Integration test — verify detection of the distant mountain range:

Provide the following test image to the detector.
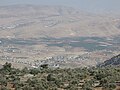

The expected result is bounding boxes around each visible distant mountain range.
[0,5,120,39]
[98,54,120,67]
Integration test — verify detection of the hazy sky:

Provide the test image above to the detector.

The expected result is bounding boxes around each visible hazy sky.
[0,0,120,13]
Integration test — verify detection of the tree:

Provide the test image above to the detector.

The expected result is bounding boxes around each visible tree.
[71,80,79,86]
[40,64,48,69]
[47,74,56,81]
[107,83,116,90]
[3,62,12,72]
[21,67,29,74]
[0,75,7,86]
[30,68,40,76]
[22,85,32,90]
[82,81,93,90]
[100,78,108,86]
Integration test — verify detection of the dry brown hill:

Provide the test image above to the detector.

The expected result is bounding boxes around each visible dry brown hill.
[0,5,120,39]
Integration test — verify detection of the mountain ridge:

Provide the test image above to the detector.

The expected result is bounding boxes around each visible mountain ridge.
[98,54,120,67]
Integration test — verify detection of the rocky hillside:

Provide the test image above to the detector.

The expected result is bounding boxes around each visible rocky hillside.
[99,54,120,67]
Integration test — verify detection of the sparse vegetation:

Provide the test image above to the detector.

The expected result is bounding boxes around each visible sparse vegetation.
[0,62,120,90]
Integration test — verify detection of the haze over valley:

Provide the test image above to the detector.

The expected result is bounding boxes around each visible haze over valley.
[0,5,120,68]
[0,0,120,90]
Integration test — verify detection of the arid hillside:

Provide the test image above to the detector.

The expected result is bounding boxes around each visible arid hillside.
[0,5,120,39]
[0,5,120,68]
